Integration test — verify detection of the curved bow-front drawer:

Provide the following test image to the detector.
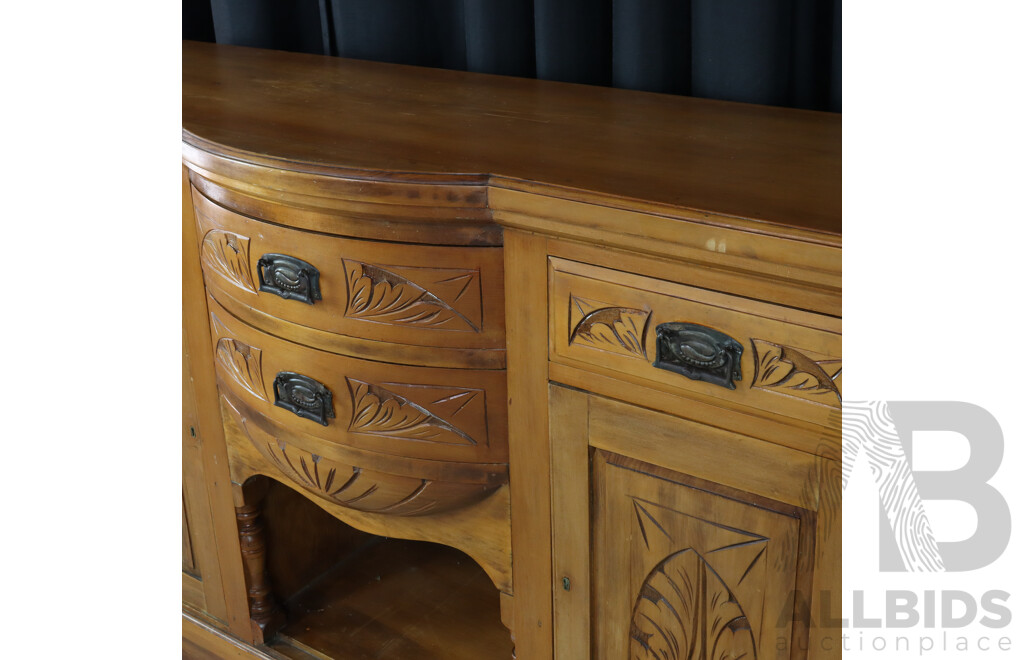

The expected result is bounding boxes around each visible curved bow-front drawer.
[207,296,509,467]
[220,394,506,517]
[549,258,842,431]
[192,187,506,352]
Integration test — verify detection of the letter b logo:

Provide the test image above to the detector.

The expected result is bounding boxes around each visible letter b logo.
[843,401,1010,572]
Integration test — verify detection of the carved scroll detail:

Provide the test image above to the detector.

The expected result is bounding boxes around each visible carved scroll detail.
[216,337,268,401]
[202,229,256,292]
[568,295,651,359]
[343,260,482,332]
[750,339,842,404]
[347,379,485,446]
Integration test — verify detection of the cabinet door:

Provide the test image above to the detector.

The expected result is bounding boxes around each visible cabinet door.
[549,385,840,660]
[593,451,806,660]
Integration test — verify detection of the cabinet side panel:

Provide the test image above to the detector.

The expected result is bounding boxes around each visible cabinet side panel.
[505,229,554,659]
[183,164,253,638]
[184,332,214,613]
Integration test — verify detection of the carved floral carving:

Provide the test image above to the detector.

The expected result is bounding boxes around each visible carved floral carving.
[347,379,486,446]
[342,260,482,332]
[201,229,256,292]
[629,499,773,660]
[568,295,651,359]
[222,395,501,517]
[255,433,494,517]
[215,337,268,401]
[750,339,842,404]
[632,549,758,660]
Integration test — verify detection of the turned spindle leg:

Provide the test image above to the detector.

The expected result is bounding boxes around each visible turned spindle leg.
[235,483,285,642]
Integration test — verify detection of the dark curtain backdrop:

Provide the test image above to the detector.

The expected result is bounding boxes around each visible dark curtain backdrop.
[183,0,840,112]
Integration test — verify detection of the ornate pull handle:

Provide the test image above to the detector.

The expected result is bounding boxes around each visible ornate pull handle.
[273,372,335,426]
[257,254,322,305]
[653,322,743,390]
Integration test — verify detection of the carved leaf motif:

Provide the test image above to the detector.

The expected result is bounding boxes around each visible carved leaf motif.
[347,379,481,446]
[750,339,841,403]
[629,499,770,660]
[215,337,267,401]
[221,395,497,517]
[568,295,650,359]
[202,229,256,292]
[342,260,481,332]
[260,437,445,515]
[631,549,758,660]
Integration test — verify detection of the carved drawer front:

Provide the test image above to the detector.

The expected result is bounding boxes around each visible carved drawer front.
[208,295,508,467]
[221,394,506,517]
[550,258,841,430]
[193,188,505,350]
[592,451,809,660]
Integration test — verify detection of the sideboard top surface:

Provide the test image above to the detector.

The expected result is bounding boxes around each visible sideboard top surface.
[183,41,840,237]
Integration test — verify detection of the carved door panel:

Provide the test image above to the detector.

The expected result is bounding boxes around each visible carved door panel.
[592,450,809,660]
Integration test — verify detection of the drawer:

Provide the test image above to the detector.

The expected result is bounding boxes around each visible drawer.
[220,394,506,517]
[208,295,508,467]
[549,258,841,430]
[193,188,505,351]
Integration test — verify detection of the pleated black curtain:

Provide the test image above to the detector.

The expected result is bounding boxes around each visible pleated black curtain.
[183,0,840,112]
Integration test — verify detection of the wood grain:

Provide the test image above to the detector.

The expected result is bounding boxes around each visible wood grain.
[193,187,506,352]
[548,385,591,660]
[223,394,506,518]
[183,41,840,236]
[209,287,506,370]
[183,332,222,614]
[188,166,500,247]
[549,361,840,459]
[550,257,841,432]
[272,537,514,659]
[235,477,286,643]
[183,609,280,660]
[495,188,841,295]
[209,295,509,466]
[588,394,820,509]
[809,457,842,659]
[182,42,842,659]
[183,165,253,640]
[224,402,513,595]
[593,450,809,660]
[504,229,554,659]
[548,237,840,319]
[260,479,379,604]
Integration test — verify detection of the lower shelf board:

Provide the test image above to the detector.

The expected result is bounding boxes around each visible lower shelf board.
[267,536,514,660]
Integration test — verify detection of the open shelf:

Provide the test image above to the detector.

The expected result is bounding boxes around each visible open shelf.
[261,480,513,660]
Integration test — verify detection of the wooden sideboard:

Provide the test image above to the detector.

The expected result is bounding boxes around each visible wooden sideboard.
[182,41,841,660]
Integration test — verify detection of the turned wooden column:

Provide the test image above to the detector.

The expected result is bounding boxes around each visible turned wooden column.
[235,477,285,642]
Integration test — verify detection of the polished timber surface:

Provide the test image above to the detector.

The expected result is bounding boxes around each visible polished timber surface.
[183,41,840,237]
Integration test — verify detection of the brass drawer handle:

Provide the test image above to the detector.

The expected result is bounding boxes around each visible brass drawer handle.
[257,253,322,305]
[653,322,743,390]
[273,372,335,426]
